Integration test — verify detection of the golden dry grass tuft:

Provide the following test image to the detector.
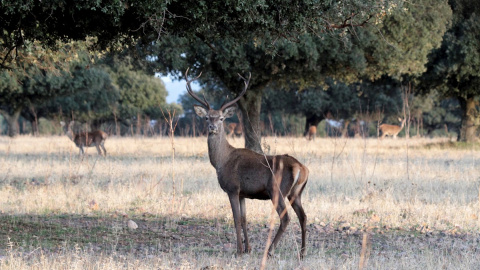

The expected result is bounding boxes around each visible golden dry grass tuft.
[0,135,479,269]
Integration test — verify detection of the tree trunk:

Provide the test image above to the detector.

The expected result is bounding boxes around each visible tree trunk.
[304,113,324,136]
[458,95,479,142]
[136,113,142,136]
[31,120,39,136]
[238,89,263,153]
[0,108,22,137]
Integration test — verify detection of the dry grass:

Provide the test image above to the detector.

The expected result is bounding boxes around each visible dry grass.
[0,135,479,269]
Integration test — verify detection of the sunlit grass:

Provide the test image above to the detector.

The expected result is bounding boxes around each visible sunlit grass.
[0,135,479,269]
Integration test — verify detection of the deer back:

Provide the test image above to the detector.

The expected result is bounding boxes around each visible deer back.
[216,149,308,199]
[74,131,107,146]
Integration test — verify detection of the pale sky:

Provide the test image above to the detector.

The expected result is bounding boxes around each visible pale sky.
[159,75,200,104]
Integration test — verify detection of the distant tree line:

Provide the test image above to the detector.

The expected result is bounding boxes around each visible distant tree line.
[0,42,180,137]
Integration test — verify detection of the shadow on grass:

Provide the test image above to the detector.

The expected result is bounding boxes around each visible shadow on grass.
[1,214,479,260]
[0,214,224,255]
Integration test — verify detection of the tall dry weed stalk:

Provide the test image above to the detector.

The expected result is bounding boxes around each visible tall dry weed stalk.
[162,109,179,210]
[358,230,371,270]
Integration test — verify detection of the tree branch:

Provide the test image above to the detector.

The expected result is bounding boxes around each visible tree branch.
[326,14,373,30]
[195,33,217,53]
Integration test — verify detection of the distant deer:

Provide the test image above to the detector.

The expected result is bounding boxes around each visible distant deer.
[226,122,243,138]
[60,121,108,156]
[379,118,406,139]
[186,68,309,258]
[305,125,317,141]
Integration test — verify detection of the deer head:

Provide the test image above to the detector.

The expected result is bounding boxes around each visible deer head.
[186,68,250,137]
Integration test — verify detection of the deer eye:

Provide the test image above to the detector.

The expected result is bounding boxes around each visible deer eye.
[205,116,209,121]
[220,117,225,122]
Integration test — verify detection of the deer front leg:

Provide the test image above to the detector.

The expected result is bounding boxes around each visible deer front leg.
[239,197,251,253]
[79,145,85,155]
[228,193,244,256]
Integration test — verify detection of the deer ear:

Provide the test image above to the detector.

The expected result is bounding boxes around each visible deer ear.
[223,106,237,118]
[194,105,208,117]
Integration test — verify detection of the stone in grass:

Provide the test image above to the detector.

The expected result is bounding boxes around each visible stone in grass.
[127,219,138,230]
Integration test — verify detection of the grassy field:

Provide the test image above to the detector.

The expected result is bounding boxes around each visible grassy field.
[0,135,479,269]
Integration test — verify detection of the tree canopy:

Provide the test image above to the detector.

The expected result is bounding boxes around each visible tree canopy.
[0,42,109,136]
[1,0,404,70]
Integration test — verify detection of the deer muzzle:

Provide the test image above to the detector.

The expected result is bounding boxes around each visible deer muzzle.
[208,124,219,134]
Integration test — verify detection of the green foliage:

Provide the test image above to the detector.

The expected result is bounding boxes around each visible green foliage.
[1,0,402,71]
[421,0,480,96]
[38,56,170,134]
[103,57,168,121]
[0,42,104,135]
[372,0,452,78]
[39,65,119,122]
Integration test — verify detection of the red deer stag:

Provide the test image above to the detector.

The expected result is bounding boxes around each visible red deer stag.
[379,118,406,139]
[60,121,108,156]
[186,68,309,258]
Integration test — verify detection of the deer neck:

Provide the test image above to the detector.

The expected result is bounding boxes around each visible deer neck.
[207,130,234,169]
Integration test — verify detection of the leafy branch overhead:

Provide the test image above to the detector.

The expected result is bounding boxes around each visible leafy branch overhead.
[0,0,403,69]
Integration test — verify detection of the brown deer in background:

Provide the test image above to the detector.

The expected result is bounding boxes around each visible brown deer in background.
[186,68,309,258]
[60,121,108,156]
[226,122,243,138]
[379,118,406,139]
[305,125,317,141]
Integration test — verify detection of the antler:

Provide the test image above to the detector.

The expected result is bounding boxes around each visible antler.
[220,72,251,111]
[185,68,210,109]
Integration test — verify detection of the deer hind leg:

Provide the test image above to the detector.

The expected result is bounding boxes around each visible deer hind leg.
[267,191,290,257]
[239,197,251,253]
[288,193,307,259]
[100,142,107,156]
[95,144,103,156]
[228,193,244,256]
[287,167,308,258]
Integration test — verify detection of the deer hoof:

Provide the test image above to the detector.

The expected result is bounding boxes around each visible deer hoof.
[300,248,306,260]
